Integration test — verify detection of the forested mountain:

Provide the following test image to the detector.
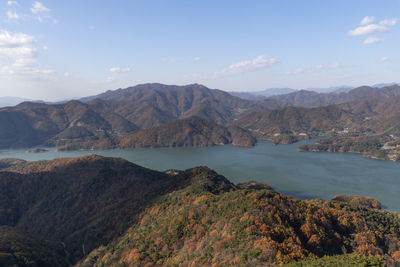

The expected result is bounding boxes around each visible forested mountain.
[2,83,400,158]
[0,155,230,263]
[0,100,137,149]
[1,155,400,266]
[81,83,283,128]
[230,105,362,140]
[56,116,256,151]
[0,84,282,149]
[114,116,255,149]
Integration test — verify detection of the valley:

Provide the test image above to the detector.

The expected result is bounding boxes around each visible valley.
[2,83,400,266]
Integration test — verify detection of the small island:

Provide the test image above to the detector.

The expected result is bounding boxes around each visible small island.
[27,148,49,153]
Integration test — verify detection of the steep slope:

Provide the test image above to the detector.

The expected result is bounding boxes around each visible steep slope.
[79,170,400,266]
[0,155,173,262]
[0,100,137,149]
[82,83,281,128]
[0,156,234,264]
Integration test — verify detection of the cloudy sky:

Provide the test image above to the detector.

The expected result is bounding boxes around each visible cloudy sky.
[0,0,399,100]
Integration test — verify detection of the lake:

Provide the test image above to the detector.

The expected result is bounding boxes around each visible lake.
[1,140,399,211]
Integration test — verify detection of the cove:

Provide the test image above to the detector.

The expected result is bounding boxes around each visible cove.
[1,140,399,211]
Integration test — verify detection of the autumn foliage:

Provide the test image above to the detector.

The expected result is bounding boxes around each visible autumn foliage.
[80,176,400,266]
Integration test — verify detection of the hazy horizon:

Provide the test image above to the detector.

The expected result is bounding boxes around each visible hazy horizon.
[2,81,399,102]
[0,0,399,100]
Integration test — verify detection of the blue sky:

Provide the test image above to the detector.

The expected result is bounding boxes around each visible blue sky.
[0,0,399,100]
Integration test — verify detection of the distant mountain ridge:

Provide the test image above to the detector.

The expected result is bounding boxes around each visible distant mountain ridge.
[230,88,297,99]
[230,86,354,100]
[268,85,400,108]
[0,96,31,108]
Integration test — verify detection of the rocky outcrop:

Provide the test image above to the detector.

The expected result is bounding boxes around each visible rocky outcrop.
[272,133,299,145]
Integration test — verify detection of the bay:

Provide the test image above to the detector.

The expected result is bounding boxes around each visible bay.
[1,140,399,211]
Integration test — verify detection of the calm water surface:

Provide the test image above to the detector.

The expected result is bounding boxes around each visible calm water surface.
[1,140,399,211]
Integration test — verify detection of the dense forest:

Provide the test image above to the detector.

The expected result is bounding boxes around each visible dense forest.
[0,156,399,266]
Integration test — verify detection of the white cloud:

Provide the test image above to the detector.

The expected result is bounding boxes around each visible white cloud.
[0,30,35,49]
[161,57,176,63]
[0,46,36,58]
[221,55,279,75]
[31,2,51,22]
[7,1,18,6]
[42,45,48,51]
[193,57,200,61]
[89,26,95,31]
[109,67,132,73]
[348,24,389,36]
[379,18,398,26]
[0,29,53,77]
[361,16,375,25]
[1,58,54,76]
[63,72,70,77]
[379,56,390,63]
[363,36,382,45]
[31,2,50,14]
[349,17,398,44]
[185,54,279,81]
[7,11,19,20]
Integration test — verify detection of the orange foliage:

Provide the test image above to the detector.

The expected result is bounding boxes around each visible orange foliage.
[209,230,218,237]
[308,234,321,246]
[193,195,209,205]
[392,251,400,260]
[119,248,141,264]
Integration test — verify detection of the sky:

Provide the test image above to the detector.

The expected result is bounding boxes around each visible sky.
[0,0,399,100]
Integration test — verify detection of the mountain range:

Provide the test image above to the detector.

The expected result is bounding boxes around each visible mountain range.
[0,83,281,149]
[1,82,400,161]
